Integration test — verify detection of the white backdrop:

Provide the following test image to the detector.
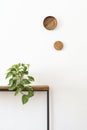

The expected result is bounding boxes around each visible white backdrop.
[0,0,87,130]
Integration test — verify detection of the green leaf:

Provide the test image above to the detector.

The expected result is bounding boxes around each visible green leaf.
[8,85,16,90]
[22,95,29,104]
[8,68,17,72]
[24,71,28,75]
[15,84,24,95]
[28,90,34,98]
[28,76,34,81]
[8,78,13,85]
[18,84,24,88]
[22,65,27,71]
[15,87,22,96]
[26,86,33,91]
[8,79,17,90]
[21,79,31,85]
[6,72,13,78]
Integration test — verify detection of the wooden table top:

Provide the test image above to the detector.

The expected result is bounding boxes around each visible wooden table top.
[0,85,49,91]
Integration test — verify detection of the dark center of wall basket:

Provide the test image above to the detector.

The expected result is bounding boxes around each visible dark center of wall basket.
[43,16,57,30]
[54,41,63,50]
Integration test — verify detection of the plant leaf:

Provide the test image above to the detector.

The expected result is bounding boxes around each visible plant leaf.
[28,76,34,81]
[8,68,17,72]
[21,79,31,85]
[8,79,17,89]
[15,87,22,96]
[28,90,34,98]
[8,85,16,90]
[24,71,28,75]
[22,95,29,104]
[26,86,33,91]
[6,72,13,78]
[15,84,24,95]
[8,78,13,85]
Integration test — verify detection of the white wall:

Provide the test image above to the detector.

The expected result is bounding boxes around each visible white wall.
[0,0,87,130]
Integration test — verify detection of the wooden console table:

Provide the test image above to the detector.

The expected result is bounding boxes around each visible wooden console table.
[0,85,49,130]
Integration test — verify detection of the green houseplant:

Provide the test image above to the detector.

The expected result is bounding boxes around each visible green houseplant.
[6,63,35,104]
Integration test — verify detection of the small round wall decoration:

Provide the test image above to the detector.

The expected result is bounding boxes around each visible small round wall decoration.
[43,16,57,30]
[54,41,63,50]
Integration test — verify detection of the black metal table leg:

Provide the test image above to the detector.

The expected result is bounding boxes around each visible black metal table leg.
[47,90,49,130]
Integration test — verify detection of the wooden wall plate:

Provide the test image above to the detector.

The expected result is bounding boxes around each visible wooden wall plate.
[54,41,63,50]
[43,16,57,30]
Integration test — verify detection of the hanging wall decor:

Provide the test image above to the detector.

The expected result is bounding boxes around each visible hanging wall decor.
[54,41,63,50]
[43,16,57,30]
